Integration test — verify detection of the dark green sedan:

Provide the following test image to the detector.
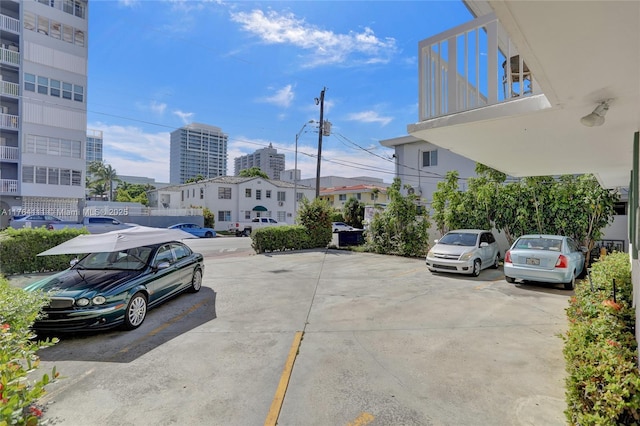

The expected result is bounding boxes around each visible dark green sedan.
[25,241,204,332]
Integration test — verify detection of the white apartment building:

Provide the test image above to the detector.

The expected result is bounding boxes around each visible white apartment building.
[0,0,88,227]
[234,143,285,180]
[170,123,228,184]
[147,176,315,231]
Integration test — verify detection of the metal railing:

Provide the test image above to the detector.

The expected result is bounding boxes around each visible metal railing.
[0,47,19,66]
[0,80,19,97]
[0,145,18,160]
[0,179,18,193]
[0,113,18,129]
[418,13,537,121]
[0,14,20,33]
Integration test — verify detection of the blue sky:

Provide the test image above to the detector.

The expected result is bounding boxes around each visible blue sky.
[87,0,473,184]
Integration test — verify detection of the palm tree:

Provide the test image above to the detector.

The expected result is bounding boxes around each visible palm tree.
[88,161,120,201]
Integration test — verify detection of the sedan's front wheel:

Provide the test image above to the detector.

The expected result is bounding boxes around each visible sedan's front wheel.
[189,268,202,293]
[123,292,147,330]
[471,259,481,277]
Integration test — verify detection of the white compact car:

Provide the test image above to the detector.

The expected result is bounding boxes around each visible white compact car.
[426,229,501,277]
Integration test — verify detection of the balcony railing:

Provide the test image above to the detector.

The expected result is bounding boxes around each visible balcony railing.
[418,13,538,121]
[0,80,19,97]
[0,113,19,129]
[0,179,18,193]
[0,14,19,33]
[0,46,19,66]
[0,145,18,160]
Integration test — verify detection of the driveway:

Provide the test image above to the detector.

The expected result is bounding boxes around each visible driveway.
[21,242,570,425]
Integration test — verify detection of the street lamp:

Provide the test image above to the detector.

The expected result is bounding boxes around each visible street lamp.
[294,120,316,219]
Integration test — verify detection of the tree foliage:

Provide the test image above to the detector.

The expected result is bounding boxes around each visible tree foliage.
[343,197,364,229]
[239,167,269,179]
[365,178,431,257]
[431,165,619,262]
[185,174,205,183]
[115,183,154,206]
[88,161,120,201]
[297,197,333,248]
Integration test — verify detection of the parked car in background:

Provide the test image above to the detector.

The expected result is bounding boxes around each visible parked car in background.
[426,229,500,277]
[168,223,216,238]
[228,217,284,237]
[504,234,585,290]
[48,216,134,234]
[25,241,204,332]
[332,222,354,233]
[9,214,63,229]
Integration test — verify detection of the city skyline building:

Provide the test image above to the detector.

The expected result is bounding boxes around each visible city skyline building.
[170,122,228,184]
[0,0,89,226]
[234,143,285,180]
[86,129,103,165]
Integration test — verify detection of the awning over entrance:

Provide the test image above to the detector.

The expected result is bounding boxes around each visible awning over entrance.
[253,205,268,212]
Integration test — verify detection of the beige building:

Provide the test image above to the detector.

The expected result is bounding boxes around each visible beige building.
[319,184,389,210]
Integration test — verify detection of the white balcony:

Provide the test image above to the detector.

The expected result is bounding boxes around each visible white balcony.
[0,113,18,129]
[0,179,18,193]
[0,46,19,66]
[0,80,19,97]
[0,145,18,160]
[0,14,20,33]
[418,13,541,122]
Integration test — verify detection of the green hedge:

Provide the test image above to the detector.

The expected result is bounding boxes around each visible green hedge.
[0,276,58,425]
[564,252,640,425]
[0,227,88,275]
[251,225,312,254]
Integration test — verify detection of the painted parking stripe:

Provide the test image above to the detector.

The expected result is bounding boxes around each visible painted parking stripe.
[347,412,375,426]
[265,331,304,426]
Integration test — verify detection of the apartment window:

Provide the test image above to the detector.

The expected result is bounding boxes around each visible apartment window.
[339,194,347,201]
[266,190,271,198]
[218,187,231,199]
[50,80,60,97]
[74,85,83,102]
[371,193,376,201]
[22,166,34,184]
[35,167,47,184]
[245,188,252,198]
[422,150,438,167]
[24,12,36,31]
[71,170,81,186]
[256,189,262,200]
[37,16,48,35]
[296,192,303,201]
[192,188,195,198]
[245,211,251,220]
[51,21,61,39]
[277,191,286,202]
[356,193,361,200]
[37,76,48,95]
[24,74,35,92]
[62,24,73,43]
[48,168,59,185]
[62,82,72,100]
[75,30,85,46]
[277,211,286,222]
[200,188,204,199]
[181,191,184,202]
[60,169,70,185]
[217,211,231,222]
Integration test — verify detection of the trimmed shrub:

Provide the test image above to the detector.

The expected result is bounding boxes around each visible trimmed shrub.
[251,226,310,254]
[564,252,640,425]
[0,228,88,275]
[297,198,332,249]
[0,277,58,425]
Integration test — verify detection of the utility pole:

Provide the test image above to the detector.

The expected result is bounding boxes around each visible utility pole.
[315,87,326,199]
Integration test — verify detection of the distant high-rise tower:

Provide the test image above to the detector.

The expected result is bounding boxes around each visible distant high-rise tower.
[234,143,285,180]
[0,0,89,225]
[170,123,228,184]
[86,129,103,166]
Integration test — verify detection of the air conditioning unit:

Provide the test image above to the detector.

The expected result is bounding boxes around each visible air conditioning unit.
[407,186,422,196]
[278,201,284,206]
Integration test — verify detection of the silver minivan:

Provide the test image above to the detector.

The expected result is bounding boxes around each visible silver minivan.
[426,229,500,277]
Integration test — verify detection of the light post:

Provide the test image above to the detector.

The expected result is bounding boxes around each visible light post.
[294,120,315,219]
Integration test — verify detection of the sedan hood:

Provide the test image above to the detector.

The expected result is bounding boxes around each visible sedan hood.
[432,243,473,256]
[25,269,144,295]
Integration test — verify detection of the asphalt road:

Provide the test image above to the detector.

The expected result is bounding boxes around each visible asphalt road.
[18,237,570,426]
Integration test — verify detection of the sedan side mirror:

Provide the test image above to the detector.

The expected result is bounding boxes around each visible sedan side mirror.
[480,242,489,248]
[155,261,171,270]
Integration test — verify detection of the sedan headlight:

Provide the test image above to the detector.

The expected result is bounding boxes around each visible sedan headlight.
[92,296,107,305]
[459,251,474,261]
[427,249,434,258]
[75,298,90,307]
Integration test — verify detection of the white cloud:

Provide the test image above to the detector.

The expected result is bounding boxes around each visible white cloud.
[346,110,393,126]
[150,101,167,115]
[173,110,194,124]
[230,9,397,67]
[259,84,295,108]
[88,122,172,183]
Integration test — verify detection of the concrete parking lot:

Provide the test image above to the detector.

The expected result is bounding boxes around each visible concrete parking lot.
[17,239,570,425]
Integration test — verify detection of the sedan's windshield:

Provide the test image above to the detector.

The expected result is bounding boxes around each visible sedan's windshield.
[75,247,153,270]
[439,232,478,246]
